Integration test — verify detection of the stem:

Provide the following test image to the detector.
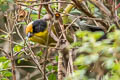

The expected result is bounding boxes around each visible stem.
[9,34,16,80]
[58,51,63,80]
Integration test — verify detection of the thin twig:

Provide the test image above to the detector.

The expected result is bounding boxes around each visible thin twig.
[18,1,74,7]
[0,48,10,58]
[16,66,37,68]
[38,0,43,19]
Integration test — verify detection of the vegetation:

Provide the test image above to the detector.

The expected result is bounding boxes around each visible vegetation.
[0,0,120,80]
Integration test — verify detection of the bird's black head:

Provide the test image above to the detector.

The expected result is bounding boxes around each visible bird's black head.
[32,19,47,33]
[26,19,47,38]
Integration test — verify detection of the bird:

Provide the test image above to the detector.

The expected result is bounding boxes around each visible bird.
[25,13,107,46]
[25,19,56,45]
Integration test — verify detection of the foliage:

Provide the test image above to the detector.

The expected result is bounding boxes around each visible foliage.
[65,30,120,80]
[0,57,11,80]
[0,0,13,12]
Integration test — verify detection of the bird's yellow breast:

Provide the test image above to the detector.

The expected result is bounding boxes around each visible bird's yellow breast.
[28,27,56,45]
[28,28,48,45]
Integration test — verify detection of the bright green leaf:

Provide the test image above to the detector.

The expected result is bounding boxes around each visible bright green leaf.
[13,45,22,52]
[3,71,12,77]
[0,57,7,62]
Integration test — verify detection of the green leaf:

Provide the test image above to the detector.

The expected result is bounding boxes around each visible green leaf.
[47,65,53,71]
[76,31,90,38]
[87,1,95,14]
[17,58,27,64]
[53,66,57,71]
[3,71,12,77]
[31,14,38,20]
[78,65,88,70]
[13,45,22,52]
[109,73,120,80]
[0,35,8,38]
[55,56,58,62]
[118,13,120,18]
[1,78,9,80]
[92,32,104,40]
[18,22,26,25]
[3,60,10,69]
[0,57,7,62]
[48,73,56,80]
[47,65,57,72]
[113,63,120,71]
[71,41,82,48]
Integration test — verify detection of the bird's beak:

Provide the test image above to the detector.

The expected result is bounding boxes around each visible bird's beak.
[27,32,33,38]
